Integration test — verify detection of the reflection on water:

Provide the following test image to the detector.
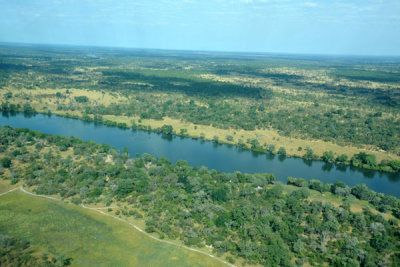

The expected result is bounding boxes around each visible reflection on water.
[161,134,173,142]
[302,159,313,167]
[266,153,275,160]
[1,112,399,197]
[335,164,347,173]
[278,154,286,162]
[322,163,334,172]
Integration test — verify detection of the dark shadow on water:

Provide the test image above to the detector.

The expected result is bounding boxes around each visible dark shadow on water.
[213,142,223,148]
[251,150,263,158]
[359,168,376,179]
[23,112,36,118]
[302,159,313,167]
[335,164,347,173]
[278,154,286,162]
[94,121,103,127]
[161,134,173,142]
[322,163,334,172]
[348,165,378,179]
[1,111,9,118]
[236,147,248,154]
[266,152,275,161]
[386,172,400,182]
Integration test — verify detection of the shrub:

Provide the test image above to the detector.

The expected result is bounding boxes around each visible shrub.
[1,157,11,168]
[74,96,89,103]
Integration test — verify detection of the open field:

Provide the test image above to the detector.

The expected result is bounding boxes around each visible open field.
[0,179,19,194]
[0,187,227,267]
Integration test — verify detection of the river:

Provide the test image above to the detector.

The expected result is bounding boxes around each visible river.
[1,112,399,197]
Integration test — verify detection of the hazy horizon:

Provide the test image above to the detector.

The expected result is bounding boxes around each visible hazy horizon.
[1,0,400,56]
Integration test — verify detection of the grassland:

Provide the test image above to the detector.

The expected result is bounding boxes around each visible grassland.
[0,187,227,267]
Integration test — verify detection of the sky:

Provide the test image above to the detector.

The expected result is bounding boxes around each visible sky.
[0,0,399,56]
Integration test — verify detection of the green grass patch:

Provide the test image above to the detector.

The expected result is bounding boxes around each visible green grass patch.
[0,190,225,267]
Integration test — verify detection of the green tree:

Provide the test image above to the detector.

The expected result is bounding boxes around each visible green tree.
[389,160,400,171]
[336,154,348,163]
[278,147,287,156]
[74,96,89,103]
[322,151,335,163]
[304,147,316,161]
[161,124,173,135]
[1,157,11,168]
[351,184,375,201]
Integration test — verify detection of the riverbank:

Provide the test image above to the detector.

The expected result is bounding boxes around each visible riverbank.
[2,105,399,174]
[1,113,400,197]
[1,88,399,167]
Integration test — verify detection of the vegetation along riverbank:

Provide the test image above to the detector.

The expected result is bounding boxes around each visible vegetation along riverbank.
[1,126,400,266]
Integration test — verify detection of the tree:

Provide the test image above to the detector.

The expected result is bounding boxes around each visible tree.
[288,177,308,187]
[304,147,316,161]
[161,124,173,135]
[74,96,89,103]
[322,151,335,163]
[116,180,135,196]
[336,154,348,163]
[212,186,228,202]
[309,179,323,192]
[351,152,377,167]
[23,103,35,114]
[278,147,287,156]
[390,253,400,267]
[389,160,400,171]
[351,184,374,201]
[1,157,11,168]
[370,234,390,252]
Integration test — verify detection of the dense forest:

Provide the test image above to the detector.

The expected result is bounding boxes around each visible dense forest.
[1,126,400,266]
[0,44,399,161]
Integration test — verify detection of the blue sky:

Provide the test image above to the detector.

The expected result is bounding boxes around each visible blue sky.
[0,0,399,55]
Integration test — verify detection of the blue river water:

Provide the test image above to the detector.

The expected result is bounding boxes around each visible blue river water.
[1,112,399,197]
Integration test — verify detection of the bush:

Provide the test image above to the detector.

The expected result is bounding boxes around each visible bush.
[278,147,287,156]
[74,96,89,103]
[389,160,400,171]
[336,154,348,163]
[309,179,323,192]
[287,177,308,187]
[351,184,375,201]
[322,151,334,163]
[161,124,173,135]
[1,157,11,168]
